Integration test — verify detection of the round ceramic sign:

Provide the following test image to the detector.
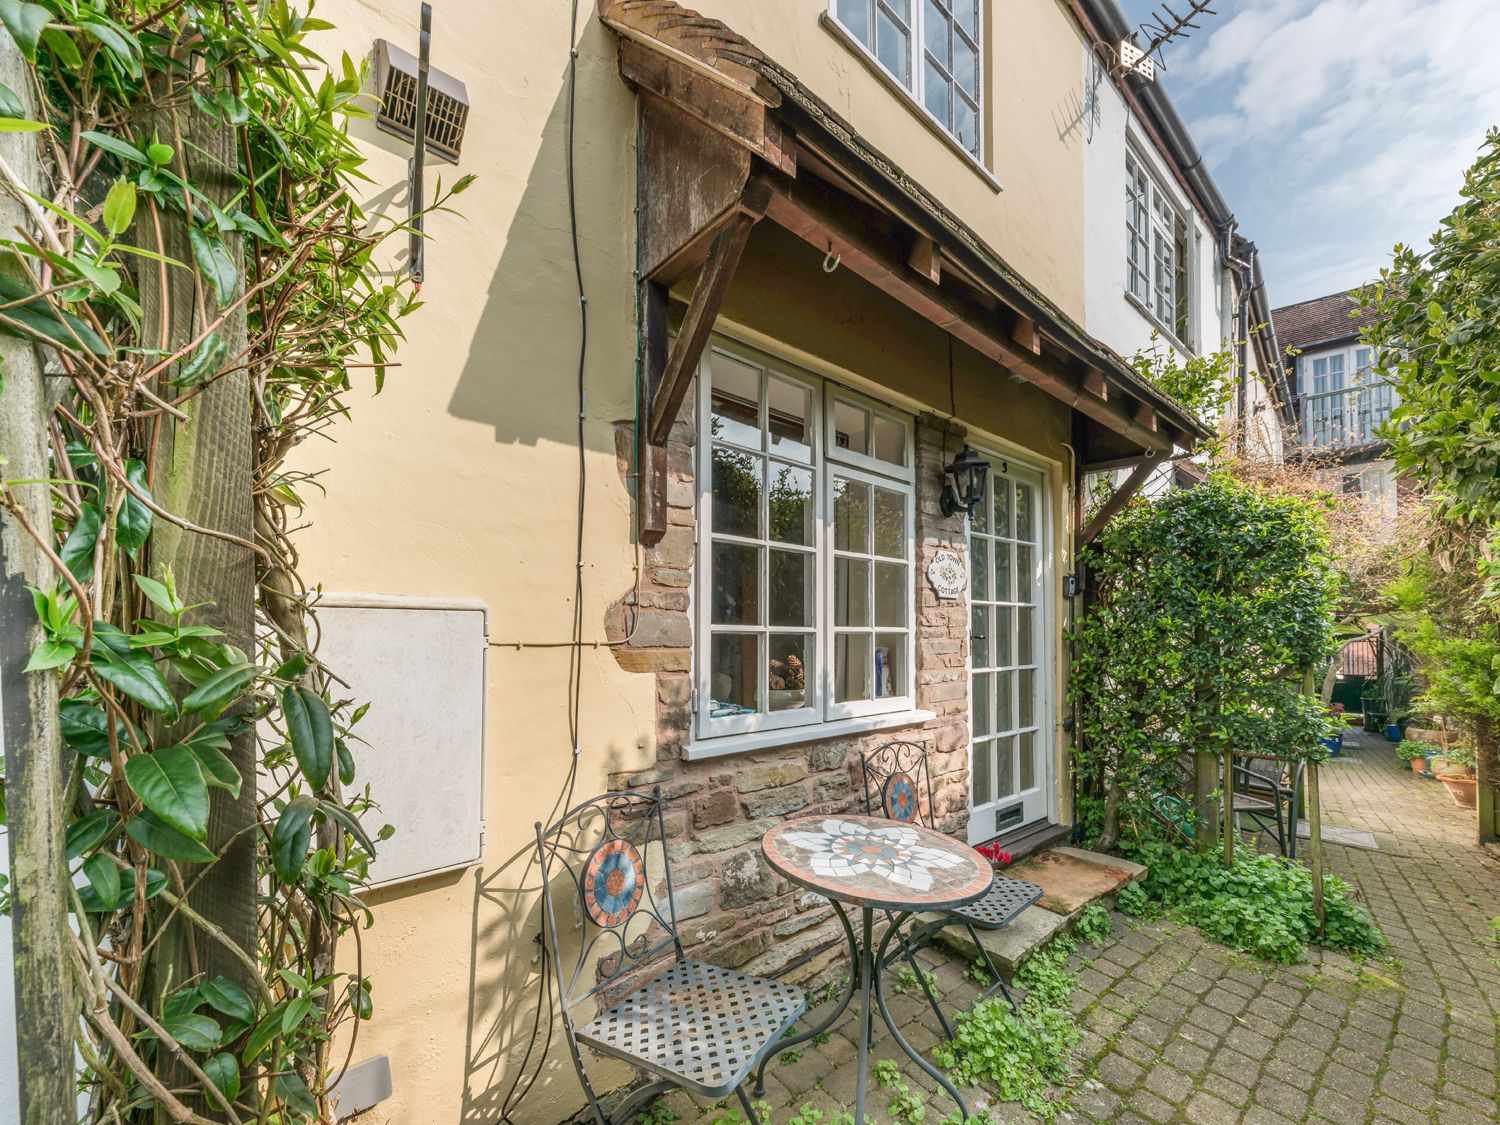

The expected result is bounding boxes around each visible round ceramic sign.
[926,549,966,600]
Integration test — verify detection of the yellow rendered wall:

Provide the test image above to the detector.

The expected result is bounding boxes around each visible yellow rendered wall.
[688,0,1089,321]
[292,3,1086,1121]
[296,2,650,1120]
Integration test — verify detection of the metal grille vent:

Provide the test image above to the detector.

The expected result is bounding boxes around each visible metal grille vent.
[374,39,469,161]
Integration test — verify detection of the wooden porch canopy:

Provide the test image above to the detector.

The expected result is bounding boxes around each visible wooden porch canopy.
[599,0,1211,543]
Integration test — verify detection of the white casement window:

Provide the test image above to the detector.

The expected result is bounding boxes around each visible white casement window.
[1300,346,1398,450]
[1124,151,1189,343]
[697,344,916,742]
[831,0,983,159]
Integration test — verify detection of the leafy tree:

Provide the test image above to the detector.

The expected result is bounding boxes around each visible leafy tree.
[1070,475,1339,847]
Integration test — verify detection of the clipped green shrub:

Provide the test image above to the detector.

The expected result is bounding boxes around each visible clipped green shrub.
[1117,841,1385,963]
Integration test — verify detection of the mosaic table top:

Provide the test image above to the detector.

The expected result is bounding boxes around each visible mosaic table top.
[761,815,993,912]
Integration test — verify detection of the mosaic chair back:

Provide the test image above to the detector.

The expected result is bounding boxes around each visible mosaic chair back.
[534,788,806,1124]
[859,740,940,829]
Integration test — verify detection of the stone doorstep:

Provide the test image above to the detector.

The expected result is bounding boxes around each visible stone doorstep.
[1006,846,1147,919]
[932,847,1148,977]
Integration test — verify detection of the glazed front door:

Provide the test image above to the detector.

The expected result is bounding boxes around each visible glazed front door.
[967,459,1051,843]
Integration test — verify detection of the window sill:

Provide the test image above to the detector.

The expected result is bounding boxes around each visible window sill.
[1123,289,1195,357]
[681,709,938,762]
[818,13,1003,195]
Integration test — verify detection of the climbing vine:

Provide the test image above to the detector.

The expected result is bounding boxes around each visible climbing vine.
[0,1,466,1119]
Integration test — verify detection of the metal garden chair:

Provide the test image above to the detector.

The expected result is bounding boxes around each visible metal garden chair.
[860,741,1042,1030]
[1231,755,1305,859]
[535,788,807,1124]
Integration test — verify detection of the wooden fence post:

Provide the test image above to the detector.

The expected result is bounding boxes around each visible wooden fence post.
[0,28,75,1123]
[139,108,258,1013]
[1304,667,1324,932]
[1222,747,1235,865]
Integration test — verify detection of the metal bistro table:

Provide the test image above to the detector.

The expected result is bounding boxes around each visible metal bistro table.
[758,814,994,1120]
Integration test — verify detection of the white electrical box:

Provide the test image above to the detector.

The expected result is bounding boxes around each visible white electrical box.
[313,594,488,888]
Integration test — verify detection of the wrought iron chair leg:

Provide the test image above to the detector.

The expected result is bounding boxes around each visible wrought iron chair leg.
[735,1085,762,1125]
[877,909,953,1039]
[607,1081,673,1125]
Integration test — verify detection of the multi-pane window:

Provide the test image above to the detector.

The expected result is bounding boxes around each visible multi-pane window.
[832,0,982,159]
[1124,152,1189,343]
[698,345,915,740]
[1300,346,1399,450]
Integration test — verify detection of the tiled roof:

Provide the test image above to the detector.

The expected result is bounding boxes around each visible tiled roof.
[1270,288,1376,350]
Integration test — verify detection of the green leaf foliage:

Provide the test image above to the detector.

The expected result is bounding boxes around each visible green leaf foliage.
[271,795,317,884]
[92,646,176,716]
[115,459,152,557]
[1070,474,1340,842]
[181,661,258,717]
[282,685,332,788]
[1116,840,1385,963]
[60,502,102,580]
[125,810,216,863]
[203,1052,241,1109]
[0,0,50,59]
[124,748,210,840]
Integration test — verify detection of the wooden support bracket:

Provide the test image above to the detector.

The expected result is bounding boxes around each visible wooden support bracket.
[1011,314,1041,355]
[907,234,941,284]
[1079,458,1155,546]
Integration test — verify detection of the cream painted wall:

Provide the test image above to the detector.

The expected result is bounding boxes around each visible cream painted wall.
[689,0,1090,321]
[295,2,651,1121]
[290,2,1092,1121]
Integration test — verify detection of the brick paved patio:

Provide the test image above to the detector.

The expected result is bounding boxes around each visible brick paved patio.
[645,730,1500,1124]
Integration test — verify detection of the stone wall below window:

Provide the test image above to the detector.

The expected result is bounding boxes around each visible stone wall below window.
[606,391,975,983]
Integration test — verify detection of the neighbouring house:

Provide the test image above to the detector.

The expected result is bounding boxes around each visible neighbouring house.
[279,1,1267,1120]
[1074,0,1290,491]
[1273,286,1406,530]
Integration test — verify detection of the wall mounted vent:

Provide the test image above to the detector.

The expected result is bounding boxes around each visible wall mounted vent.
[373,38,469,161]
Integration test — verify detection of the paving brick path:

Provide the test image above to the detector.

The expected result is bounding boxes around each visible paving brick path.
[647,730,1500,1124]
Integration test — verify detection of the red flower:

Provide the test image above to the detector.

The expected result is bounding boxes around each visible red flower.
[998,851,1012,866]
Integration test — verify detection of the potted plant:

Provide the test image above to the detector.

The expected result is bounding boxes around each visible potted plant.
[1321,703,1346,756]
[1397,739,1438,776]
[1436,745,1478,808]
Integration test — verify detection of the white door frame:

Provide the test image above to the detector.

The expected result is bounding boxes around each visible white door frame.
[965,451,1056,844]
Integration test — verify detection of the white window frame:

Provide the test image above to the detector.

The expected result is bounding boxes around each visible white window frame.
[694,343,918,746]
[829,0,984,161]
[1298,345,1399,450]
[1124,150,1190,347]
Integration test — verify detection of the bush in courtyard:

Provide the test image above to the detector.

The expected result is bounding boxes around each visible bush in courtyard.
[1116,841,1385,964]
[1070,474,1341,845]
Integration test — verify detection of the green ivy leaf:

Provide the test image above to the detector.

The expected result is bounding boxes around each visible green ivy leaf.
[125,748,209,840]
[116,459,152,557]
[161,1012,221,1053]
[0,80,24,117]
[185,742,242,798]
[203,1052,241,1109]
[59,502,102,581]
[66,809,119,860]
[80,129,147,165]
[270,795,317,884]
[181,662,258,718]
[125,810,216,863]
[24,638,75,672]
[282,686,332,788]
[80,853,121,911]
[199,976,255,1024]
[0,0,51,60]
[93,648,176,716]
[169,330,228,387]
[102,177,137,236]
[188,226,238,306]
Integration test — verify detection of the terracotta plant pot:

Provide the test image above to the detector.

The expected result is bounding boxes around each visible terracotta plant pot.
[1409,757,1429,774]
[1437,773,1478,809]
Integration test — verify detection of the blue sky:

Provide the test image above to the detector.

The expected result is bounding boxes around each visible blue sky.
[1116,0,1500,308]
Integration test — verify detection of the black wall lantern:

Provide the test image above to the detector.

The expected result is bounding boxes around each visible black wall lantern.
[940,447,991,519]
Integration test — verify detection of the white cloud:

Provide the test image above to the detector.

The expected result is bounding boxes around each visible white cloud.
[1147,0,1500,303]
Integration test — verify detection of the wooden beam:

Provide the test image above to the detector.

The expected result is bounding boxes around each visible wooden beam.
[1011,314,1041,355]
[638,280,670,545]
[619,40,794,173]
[754,168,1175,454]
[1079,459,1155,546]
[1132,401,1158,432]
[649,180,770,446]
[1082,367,1109,400]
[907,234,941,284]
